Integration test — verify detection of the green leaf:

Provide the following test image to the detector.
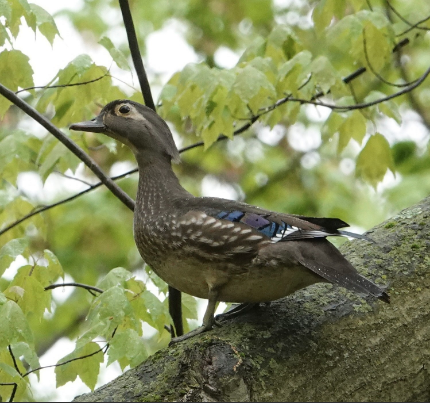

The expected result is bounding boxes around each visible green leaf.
[42,249,64,284]
[265,25,300,63]
[88,285,131,323]
[182,294,198,321]
[364,91,402,124]
[5,266,51,319]
[238,36,266,63]
[337,111,367,153]
[0,300,33,348]
[85,285,141,340]
[36,54,125,128]
[232,65,276,105]
[0,50,34,117]
[0,17,11,46]
[308,55,341,95]
[29,4,60,45]
[97,267,133,290]
[277,51,312,97]
[5,0,34,38]
[357,21,391,71]
[326,14,363,53]
[0,361,29,402]
[11,341,40,376]
[356,133,395,187]
[142,290,170,333]
[0,238,28,277]
[312,0,346,33]
[0,0,12,22]
[38,142,68,181]
[55,342,103,391]
[99,36,130,71]
[107,329,148,369]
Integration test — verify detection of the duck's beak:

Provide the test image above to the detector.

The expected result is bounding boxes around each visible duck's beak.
[69,113,105,133]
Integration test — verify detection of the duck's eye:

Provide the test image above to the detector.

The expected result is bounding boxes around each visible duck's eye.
[118,105,131,114]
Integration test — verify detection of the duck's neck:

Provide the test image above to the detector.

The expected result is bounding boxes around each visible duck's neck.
[135,151,190,218]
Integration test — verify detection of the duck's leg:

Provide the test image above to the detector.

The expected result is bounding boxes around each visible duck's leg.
[170,286,220,344]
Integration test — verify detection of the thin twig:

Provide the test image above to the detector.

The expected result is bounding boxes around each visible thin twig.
[0,383,18,403]
[286,64,430,111]
[385,2,430,131]
[363,29,417,88]
[385,1,430,36]
[22,345,105,378]
[119,0,155,111]
[44,282,104,295]
[8,346,22,377]
[53,170,93,187]
[15,72,110,94]
[397,15,430,36]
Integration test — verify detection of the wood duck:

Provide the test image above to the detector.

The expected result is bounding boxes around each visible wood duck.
[70,100,389,342]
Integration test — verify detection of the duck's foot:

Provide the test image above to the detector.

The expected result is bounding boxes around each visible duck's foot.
[215,302,259,322]
[169,323,213,344]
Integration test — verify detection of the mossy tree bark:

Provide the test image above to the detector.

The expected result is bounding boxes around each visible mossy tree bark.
[74,196,430,402]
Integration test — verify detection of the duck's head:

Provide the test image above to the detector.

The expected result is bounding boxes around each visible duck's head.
[70,100,180,163]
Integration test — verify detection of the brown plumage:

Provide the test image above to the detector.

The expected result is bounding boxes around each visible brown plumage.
[70,100,389,342]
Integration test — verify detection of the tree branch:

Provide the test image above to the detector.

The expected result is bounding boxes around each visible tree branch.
[385,1,430,132]
[44,282,104,295]
[8,346,22,377]
[15,72,110,94]
[119,0,155,111]
[22,345,106,378]
[385,0,430,36]
[0,383,17,403]
[284,64,430,112]
[362,29,417,88]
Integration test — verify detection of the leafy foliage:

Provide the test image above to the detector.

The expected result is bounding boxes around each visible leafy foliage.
[0,0,429,401]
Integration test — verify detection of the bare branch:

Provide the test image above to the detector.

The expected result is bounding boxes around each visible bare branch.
[119,0,155,111]
[285,65,430,112]
[385,2,430,131]
[22,345,106,378]
[15,72,110,94]
[0,383,18,403]
[53,170,93,187]
[44,282,104,295]
[8,346,22,377]
[385,1,430,36]
[363,30,417,88]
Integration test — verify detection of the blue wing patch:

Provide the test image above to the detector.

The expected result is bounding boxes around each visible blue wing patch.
[216,210,299,242]
[214,210,368,242]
